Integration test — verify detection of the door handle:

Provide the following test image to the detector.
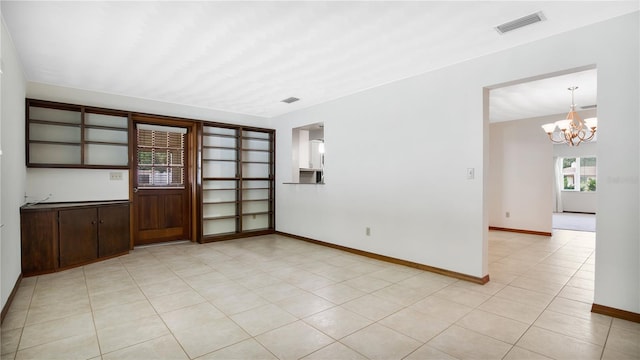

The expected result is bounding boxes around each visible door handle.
[133,187,138,193]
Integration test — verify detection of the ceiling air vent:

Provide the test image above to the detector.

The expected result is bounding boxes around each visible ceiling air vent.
[281,97,300,104]
[495,11,545,34]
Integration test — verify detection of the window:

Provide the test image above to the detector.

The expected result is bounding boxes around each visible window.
[562,157,596,191]
[136,124,186,188]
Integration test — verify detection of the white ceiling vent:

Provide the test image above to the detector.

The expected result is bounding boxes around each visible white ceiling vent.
[281,97,300,104]
[495,11,545,34]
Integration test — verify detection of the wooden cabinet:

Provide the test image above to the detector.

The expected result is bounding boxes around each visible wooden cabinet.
[21,201,130,276]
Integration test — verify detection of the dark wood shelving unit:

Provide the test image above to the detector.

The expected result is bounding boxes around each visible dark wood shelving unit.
[198,125,275,242]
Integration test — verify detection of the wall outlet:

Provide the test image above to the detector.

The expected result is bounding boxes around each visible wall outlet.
[505,211,510,218]
[109,172,123,181]
[366,227,371,236]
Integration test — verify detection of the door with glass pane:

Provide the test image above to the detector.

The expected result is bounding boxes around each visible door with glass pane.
[133,120,192,245]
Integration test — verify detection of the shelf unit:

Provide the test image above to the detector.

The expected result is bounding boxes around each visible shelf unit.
[26,99,129,168]
[199,124,274,242]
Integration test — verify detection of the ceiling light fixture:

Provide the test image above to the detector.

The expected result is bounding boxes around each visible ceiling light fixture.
[541,86,597,147]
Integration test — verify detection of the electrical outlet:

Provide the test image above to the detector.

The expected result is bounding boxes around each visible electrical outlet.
[109,172,123,181]
[366,227,371,236]
[505,211,510,218]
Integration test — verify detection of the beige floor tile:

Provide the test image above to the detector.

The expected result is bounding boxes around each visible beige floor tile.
[149,289,206,313]
[96,315,169,354]
[451,279,507,296]
[182,271,230,291]
[253,282,307,302]
[533,310,609,346]
[0,352,15,360]
[302,342,367,360]
[508,276,565,295]
[494,285,554,308]
[5,287,34,313]
[256,321,334,360]
[503,346,553,359]
[172,317,250,359]
[197,280,252,302]
[567,276,595,290]
[341,294,404,321]
[19,312,94,350]
[516,326,603,360]
[234,272,284,290]
[161,302,225,333]
[410,295,473,324]
[197,338,276,359]
[545,297,611,325]
[602,346,640,360]
[86,277,137,297]
[102,334,188,360]
[558,285,594,303]
[15,333,99,360]
[138,277,192,298]
[404,344,458,360]
[25,296,91,326]
[478,296,545,324]
[611,318,640,333]
[428,325,512,360]
[1,328,22,355]
[369,267,420,283]
[286,272,336,291]
[432,285,491,308]
[456,309,529,344]
[312,283,366,305]
[343,275,392,293]
[372,284,430,306]
[341,323,422,360]
[230,303,297,336]
[89,285,146,310]
[209,290,269,315]
[303,307,372,340]
[276,292,335,318]
[30,284,88,308]
[1,310,27,331]
[93,299,157,330]
[378,307,450,342]
[605,326,640,358]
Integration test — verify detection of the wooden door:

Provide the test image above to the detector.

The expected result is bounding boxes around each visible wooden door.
[132,119,193,245]
[98,204,130,257]
[59,208,98,267]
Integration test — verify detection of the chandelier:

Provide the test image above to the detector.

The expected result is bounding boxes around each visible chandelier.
[541,86,597,146]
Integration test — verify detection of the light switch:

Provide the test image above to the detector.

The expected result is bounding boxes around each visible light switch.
[467,168,475,180]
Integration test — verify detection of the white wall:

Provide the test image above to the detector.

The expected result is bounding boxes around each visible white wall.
[270,12,639,313]
[25,83,268,202]
[488,115,554,233]
[1,18,27,310]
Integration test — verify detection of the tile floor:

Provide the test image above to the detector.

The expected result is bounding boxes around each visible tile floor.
[1,230,638,359]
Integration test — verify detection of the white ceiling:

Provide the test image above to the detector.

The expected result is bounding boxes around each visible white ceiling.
[1,1,637,119]
[490,68,598,122]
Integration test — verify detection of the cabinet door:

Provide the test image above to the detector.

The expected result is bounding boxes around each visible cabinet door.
[21,210,58,275]
[59,208,98,267]
[98,205,130,257]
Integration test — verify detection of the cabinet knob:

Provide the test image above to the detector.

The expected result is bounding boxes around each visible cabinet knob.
[91,221,96,225]
[100,220,104,224]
